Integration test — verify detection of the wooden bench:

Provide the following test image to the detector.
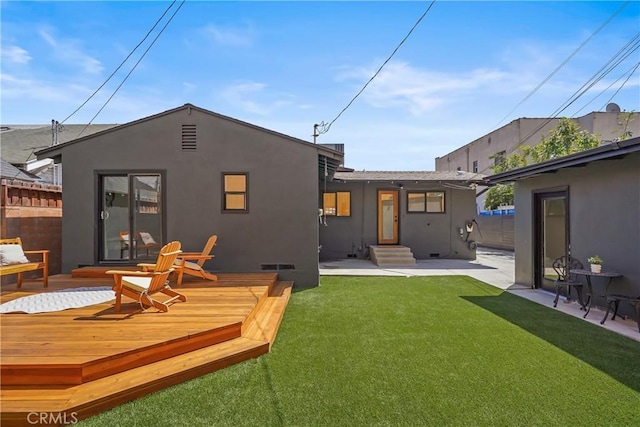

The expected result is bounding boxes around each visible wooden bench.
[0,237,49,288]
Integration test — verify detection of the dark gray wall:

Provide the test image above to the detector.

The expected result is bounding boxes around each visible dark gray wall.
[513,152,640,316]
[59,108,322,287]
[319,181,478,260]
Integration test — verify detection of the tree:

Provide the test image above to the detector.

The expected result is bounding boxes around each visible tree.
[483,118,601,210]
[613,111,636,141]
[483,183,514,211]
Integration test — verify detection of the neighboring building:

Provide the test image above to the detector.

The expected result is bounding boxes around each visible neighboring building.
[435,110,640,212]
[488,137,640,319]
[319,170,485,261]
[1,123,117,184]
[35,104,343,288]
[0,158,41,182]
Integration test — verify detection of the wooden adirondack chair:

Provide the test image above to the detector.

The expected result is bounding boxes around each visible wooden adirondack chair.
[106,241,185,312]
[174,235,218,285]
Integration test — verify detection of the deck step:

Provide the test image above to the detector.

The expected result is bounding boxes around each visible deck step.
[244,281,293,348]
[1,321,243,386]
[369,245,416,266]
[0,274,292,425]
[1,337,269,426]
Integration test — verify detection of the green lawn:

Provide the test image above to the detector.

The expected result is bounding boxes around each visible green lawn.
[80,276,640,426]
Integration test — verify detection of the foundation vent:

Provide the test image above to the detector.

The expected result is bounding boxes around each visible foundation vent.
[261,264,295,271]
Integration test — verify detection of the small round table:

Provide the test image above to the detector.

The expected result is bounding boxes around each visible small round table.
[569,268,622,319]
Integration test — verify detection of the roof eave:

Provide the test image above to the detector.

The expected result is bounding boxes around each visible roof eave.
[333,178,487,185]
[488,137,640,183]
[35,103,346,160]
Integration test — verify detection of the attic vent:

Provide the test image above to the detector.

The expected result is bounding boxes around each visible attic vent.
[181,124,197,150]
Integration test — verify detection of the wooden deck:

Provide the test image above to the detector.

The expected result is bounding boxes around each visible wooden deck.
[0,271,292,426]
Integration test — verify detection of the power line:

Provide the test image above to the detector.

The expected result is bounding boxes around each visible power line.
[315,0,437,136]
[61,1,178,125]
[571,57,639,116]
[599,61,640,110]
[489,0,631,131]
[76,0,186,138]
[476,32,640,176]
[558,38,640,117]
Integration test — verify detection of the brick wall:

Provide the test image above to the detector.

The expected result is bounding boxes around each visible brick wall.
[1,179,62,285]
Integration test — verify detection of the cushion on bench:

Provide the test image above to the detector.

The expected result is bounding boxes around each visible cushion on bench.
[0,244,30,266]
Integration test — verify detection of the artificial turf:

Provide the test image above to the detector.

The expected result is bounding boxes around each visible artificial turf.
[79,276,640,426]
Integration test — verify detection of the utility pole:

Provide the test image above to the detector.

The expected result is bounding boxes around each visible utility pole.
[51,119,62,145]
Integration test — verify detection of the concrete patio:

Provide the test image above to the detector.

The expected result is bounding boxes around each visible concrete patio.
[320,248,639,342]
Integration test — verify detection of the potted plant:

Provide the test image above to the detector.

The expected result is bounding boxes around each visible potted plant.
[587,255,603,273]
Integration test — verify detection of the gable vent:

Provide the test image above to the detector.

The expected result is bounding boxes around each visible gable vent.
[181,124,197,150]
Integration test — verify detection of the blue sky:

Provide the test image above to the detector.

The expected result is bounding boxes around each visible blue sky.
[1,1,639,170]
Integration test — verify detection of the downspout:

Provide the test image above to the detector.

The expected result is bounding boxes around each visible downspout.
[323,158,328,226]
[361,181,366,256]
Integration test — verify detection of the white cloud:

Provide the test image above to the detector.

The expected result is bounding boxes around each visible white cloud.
[336,61,515,116]
[182,82,197,96]
[0,71,182,124]
[202,23,254,47]
[89,93,179,123]
[1,45,32,64]
[221,82,270,115]
[0,73,79,103]
[220,81,299,116]
[38,27,103,75]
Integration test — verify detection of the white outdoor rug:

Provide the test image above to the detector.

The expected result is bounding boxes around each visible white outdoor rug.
[0,287,115,314]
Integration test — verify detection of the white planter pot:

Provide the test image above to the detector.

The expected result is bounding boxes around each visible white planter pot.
[590,264,602,273]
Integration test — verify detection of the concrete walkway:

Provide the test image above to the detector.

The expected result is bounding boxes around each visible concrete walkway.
[320,248,639,342]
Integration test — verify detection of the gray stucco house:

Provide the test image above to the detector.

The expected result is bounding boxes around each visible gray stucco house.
[35,104,343,288]
[488,137,640,318]
[35,103,483,288]
[319,170,486,261]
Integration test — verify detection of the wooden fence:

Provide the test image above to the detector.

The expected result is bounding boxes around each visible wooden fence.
[1,179,62,284]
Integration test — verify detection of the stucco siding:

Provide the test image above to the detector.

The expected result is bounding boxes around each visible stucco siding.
[319,181,478,261]
[513,152,640,315]
[513,181,533,286]
[58,107,322,287]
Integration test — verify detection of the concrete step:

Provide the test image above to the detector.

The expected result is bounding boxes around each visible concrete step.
[370,245,416,266]
[374,258,417,266]
[370,245,413,253]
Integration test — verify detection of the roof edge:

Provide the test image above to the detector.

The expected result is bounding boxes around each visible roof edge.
[488,136,640,183]
[35,103,344,159]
